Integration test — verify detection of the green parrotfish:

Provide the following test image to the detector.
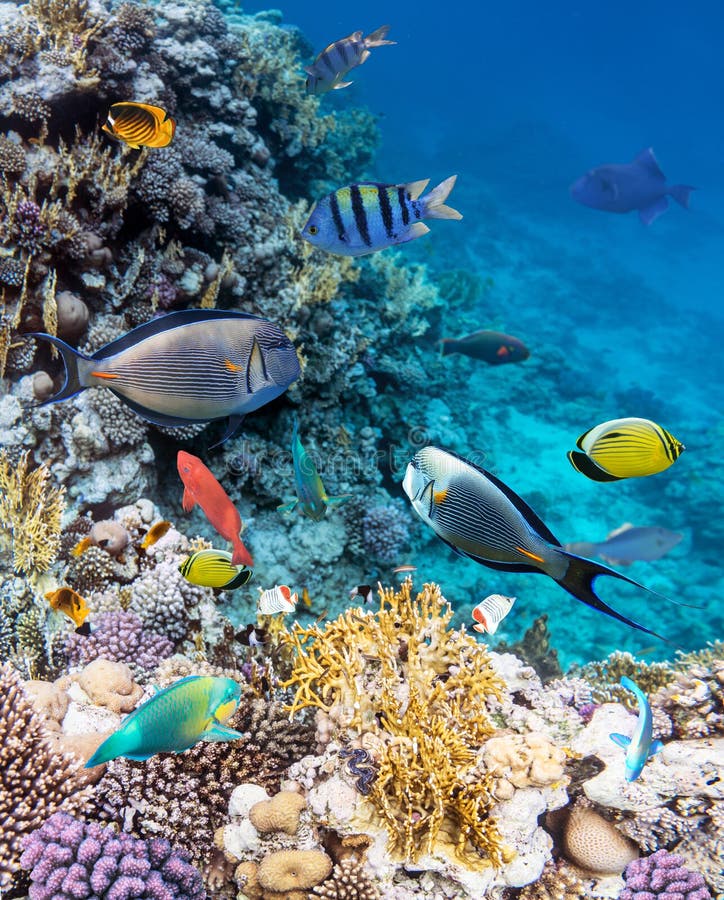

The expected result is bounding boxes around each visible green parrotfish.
[277,419,351,521]
[85,675,243,767]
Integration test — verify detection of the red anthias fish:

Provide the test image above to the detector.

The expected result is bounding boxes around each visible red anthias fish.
[177,451,253,567]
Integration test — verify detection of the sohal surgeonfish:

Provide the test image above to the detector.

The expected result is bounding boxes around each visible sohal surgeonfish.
[177,451,253,567]
[570,148,694,225]
[27,309,301,446]
[609,676,662,782]
[85,675,243,767]
[277,419,350,521]
[102,102,176,149]
[402,446,676,641]
[179,549,253,591]
[440,329,530,365]
[305,26,396,94]
[301,177,462,256]
[567,417,685,482]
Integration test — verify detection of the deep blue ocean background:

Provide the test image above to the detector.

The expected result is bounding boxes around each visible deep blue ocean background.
[240,0,723,665]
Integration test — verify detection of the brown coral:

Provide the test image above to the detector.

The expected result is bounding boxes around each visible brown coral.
[0,663,94,891]
[482,731,568,801]
[71,658,143,713]
[561,804,638,874]
[518,858,588,900]
[257,849,332,893]
[249,791,307,835]
[312,857,380,899]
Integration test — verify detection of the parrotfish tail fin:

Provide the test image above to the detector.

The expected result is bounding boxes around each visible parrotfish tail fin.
[326,494,352,509]
[668,184,695,209]
[364,24,396,47]
[85,731,128,768]
[609,733,632,750]
[649,739,664,756]
[231,541,254,568]
[23,333,89,405]
[566,450,623,482]
[421,175,463,220]
[277,499,299,515]
[554,548,672,642]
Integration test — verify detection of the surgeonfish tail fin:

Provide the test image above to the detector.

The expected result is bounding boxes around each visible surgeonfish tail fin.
[85,731,127,768]
[23,333,89,405]
[554,548,672,642]
[422,175,463,221]
[566,450,622,482]
[440,339,456,357]
[364,24,396,47]
[668,184,695,209]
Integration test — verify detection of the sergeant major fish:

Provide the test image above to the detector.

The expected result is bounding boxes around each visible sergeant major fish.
[568,417,685,482]
[609,676,663,781]
[85,676,243,767]
[177,451,253,568]
[402,446,677,641]
[301,176,462,256]
[305,25,396,94]
[26,309,301,446]
[570,148,694,225]
[277,419,350,521]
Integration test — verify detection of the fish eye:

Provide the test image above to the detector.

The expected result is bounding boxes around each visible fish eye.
[308,225,319,235]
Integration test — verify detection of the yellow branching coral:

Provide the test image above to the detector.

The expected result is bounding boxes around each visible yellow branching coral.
[280,579,507,867]
[0,450,66,575]
[23,0,101,73]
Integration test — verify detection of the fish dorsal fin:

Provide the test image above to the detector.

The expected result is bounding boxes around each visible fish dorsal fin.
[606,522,634,540]
[246,338,269,393]
[91,309,264,360]
[441,447,562,547]
[399,179,430,200]
[609,732,632,750]
[633,148,665,180]
[575,426,595,451]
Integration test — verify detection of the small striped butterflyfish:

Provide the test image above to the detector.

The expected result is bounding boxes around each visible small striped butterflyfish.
[567,417,685,482]
[102,102,176,149]
[178,549,253,591]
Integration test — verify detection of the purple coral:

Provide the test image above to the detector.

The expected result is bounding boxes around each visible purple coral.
[620,849,711,900]
[13,198,47,254]
[65,610,173,670]
[21,812,206,899]
[361,501,411,564]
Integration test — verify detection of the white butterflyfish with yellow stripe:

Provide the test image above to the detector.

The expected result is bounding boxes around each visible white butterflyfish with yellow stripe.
[257,584,298,615]
[471,594,516,635]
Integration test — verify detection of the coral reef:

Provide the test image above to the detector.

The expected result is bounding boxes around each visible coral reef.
[20,811,206,900]
[64,610,174,671]
[619,849,711,900]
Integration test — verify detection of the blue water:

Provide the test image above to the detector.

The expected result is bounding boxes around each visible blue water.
[238,0,724,663]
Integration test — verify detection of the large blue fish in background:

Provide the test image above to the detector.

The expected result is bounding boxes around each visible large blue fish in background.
[570,148,694,225]
[26,309,301,445]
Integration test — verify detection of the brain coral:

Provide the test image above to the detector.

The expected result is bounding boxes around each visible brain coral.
[562,804,638,875]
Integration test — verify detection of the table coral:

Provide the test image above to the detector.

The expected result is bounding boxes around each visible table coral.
[20,811,206,900]
[0,663,94,892]
[619,849,711,900]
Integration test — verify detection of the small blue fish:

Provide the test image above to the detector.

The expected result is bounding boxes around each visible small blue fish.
[277,419,350,521]
[301,177,462,257]
[85,675,243,767]
[571,148,694,225]
[609,676,663,782]
[26,309,301,446]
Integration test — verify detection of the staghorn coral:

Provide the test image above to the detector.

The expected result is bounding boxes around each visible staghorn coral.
[619,849,711,900]
[0,448,65,576]
[280,579,507,867]
[20,811,206,900]
[0,663,94,892]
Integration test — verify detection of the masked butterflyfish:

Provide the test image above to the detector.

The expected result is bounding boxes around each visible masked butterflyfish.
[402,446,678,642]
[567,417,685,482]
[102,101,176,149]
[26,309,301,447]
[85,675,243,767]
[179,549,253,590]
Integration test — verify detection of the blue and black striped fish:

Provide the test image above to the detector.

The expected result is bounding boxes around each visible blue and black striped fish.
[301,176,462,256]
[25,309,301,446]
[305,25,396,94]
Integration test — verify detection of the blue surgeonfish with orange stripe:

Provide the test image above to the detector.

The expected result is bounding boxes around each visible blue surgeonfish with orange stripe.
[301,176,462,256]
[305,25,396,94]
[25,309,301,446]
[402,445,683,642]
[567,417,685,482]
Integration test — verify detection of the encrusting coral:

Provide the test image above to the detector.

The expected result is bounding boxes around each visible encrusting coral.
[280,579,507,867]
[0,663,94,892]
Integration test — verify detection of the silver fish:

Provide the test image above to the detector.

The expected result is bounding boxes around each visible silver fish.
[402,446,674,641]
[305,25,396,94]
[26,309,301,445]
[565,524,683,567]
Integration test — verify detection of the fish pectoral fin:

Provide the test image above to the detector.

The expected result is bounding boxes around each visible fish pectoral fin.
[203,722,245,742]
[277,499,299,515]
[567,450,622,482]
[332,80,353,90]
[639,196,669,225]
[326,494,352,508]
[609,733,632,750]
[182,488,196,513]
[246,338,270,392]
[648,739,664,757]
[208,414,245,449]
[396,222,431,245]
